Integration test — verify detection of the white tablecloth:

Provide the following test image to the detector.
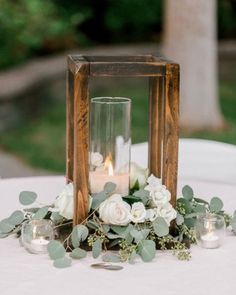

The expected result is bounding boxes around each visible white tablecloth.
[1,176,236,295]
[1,139,236,295]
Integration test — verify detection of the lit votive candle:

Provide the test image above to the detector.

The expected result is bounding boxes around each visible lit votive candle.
[200,232,220,249]
[30,237,50,253]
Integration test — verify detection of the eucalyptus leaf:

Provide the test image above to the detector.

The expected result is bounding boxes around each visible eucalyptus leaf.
[177,198,192,214]
[194,198,209,205]
[184,217,196,228]
[106,233,121,239]
[102,253,121,263]
[91,191,108,209]
[111,225,129,236]
[0,231,8,238]
[182,185,194,201]
[108,239,121,248]
[71,225,89,248]
[138,240,156,262]
[194,204,206,213]
[51,212,64,222]
[92,239,102,258]
[185,212,199,218]
[133,189,150,205]
[122,195,142,205]
[86,220,100,230]
[32,207,49,220]
[152,217,169,237]
[23,207,40,213]
[69,248,87,259]
[104,182,116,194]
[0,218,15,233]
[19,191,37,205]
[53,257,72,268]
[102,224,110,233]
[47,240,66,260]
[209,197,223,213]
[130,229,144,243]
[176,213,184,225]
[9,211,24,225]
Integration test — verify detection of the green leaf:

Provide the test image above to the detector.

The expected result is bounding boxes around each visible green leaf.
[122,195,142,205]
[102,224,110,233]
[53,257,72,268]
[176,213,184,225]
[0,218,15,233]
[102,253,121,263]
[51,212,64,222]
[152,217,169,237]
[92,239,102,258]
[194,198,209,205]
[32,207,49,220]
[91,191,108,209]
[184,217,196,228]
[182,185,194,201]
[194,204,206,213]
[19,191,37,205]
[71,225,89,248]
[69,248,87,259]
[209,197,224,213]
[138,240,156,262]
[185,213,199,218]
[177,198,192,214]
[104,182,116,194]
[0,231,8,238]
[47,240,66,260]
[86,220,99,230]
[133,189,150,205]
[106,233,121,239]
[23,207,40,213]
[111,225,129,236]
[130,229,150,243]
[9,210,24,225]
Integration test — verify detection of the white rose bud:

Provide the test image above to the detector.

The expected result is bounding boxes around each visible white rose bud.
[156,203,177,226]
[145,208,158,222]
[129,202,146,223]
[99,194,131,226]
[150,186,171,207]
[144,174,162,193]
[130,162,149,189]
[54,183,74,219]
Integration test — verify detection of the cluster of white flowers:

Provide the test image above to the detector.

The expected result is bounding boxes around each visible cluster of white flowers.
[98,174,177,226]
[54,170,176,227]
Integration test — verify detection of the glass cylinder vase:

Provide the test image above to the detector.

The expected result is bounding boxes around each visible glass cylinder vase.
[89,97,131,196]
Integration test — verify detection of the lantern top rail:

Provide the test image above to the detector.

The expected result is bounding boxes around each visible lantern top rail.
[67,54,179,77]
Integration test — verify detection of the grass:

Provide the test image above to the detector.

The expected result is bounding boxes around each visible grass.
[0,79,235,173]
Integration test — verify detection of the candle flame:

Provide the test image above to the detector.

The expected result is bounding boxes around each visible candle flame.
[105,154,114,176]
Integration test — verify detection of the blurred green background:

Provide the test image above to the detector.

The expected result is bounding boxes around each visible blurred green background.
[0,0,235,174]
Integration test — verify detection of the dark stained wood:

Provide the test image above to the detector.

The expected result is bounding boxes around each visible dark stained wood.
[67,54,180,225]
[66,69,74,183]
[73,64,90,225]
[148,77,164,178]
[162,63,180,208]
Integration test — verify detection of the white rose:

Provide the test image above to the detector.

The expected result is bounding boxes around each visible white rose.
[144,174,162,192]
[90,152,103,167]
[129,202,146,223]
[145,208,158,222]
[99,194,131,226]
[54,183,74,219]
[156,203,177,225]
[150,186,171,207]
[130,162,149,189]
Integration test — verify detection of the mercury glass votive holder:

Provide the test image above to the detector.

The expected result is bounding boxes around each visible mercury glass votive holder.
[89,97,131,196]
[21,220,54,254]
[195,213,225,249]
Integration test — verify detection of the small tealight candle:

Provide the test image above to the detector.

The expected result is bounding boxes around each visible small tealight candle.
[21,220,54,254]
[195,213,225,249]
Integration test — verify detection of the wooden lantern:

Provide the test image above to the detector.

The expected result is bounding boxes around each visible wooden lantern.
[66,55,180,225]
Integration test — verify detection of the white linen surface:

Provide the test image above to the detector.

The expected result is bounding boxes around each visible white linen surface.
[1,138,236,295]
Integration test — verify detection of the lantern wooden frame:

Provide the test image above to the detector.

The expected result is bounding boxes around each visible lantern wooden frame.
[66,55,180,225]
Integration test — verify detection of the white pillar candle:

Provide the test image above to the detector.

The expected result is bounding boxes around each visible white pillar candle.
[89,170,129,196]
